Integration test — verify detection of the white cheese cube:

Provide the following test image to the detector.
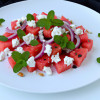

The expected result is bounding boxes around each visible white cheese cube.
[12,38,20,48]
[43,66,52,75]
[27,20,36,28]
[75,28,83,35]
[16,47,24,54]
[37,14,47,20]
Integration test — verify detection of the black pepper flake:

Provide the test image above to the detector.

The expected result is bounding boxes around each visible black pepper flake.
[72,65,77,69]
[55,46,57,48]
[78,54,82,57]
[44,59,46,60]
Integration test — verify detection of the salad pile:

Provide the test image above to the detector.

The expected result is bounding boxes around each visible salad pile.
[0,10,94,76]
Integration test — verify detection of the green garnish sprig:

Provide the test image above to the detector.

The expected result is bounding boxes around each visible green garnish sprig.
[26,14,34,21]
[0,18,5,26]
[97,57,100,63]
[98,33,100,37]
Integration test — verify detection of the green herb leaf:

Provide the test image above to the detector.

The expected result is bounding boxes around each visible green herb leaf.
[97,57,100,63]
[63,33,68,36]
[17,29,26,40]
[66,41,75,49]
[51,19,64,26]
[98,33,100,37]
[21,51,30,61]
[47,10,55,20]
[30,39,39,46]
[54,35,62,45]
[13,60,27,73]
[0,18,5,25]
[36,19,51,30]
[0,35,8,41]
[26,14,34,21]
[12,51,22,62]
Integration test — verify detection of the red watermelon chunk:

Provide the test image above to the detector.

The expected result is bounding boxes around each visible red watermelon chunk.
[66,34,71,41]
[50,43,62,55]
[54,54,71,74]
[36,54,51,71]
[79,32,88,43]
[81,39,93,51]
[70,48,88,67]
[33,13,38,22]
[23,43,42,57]
[11,20,18,30]
[76,25,85,32]
[26,26,40,35]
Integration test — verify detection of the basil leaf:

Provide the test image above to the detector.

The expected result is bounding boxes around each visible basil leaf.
[51,19,64,26]
[0,18,5,25]
[0,36,8,41]
[66,41,75,49]
[97,57,100,63]
[17,29,26,40]
[47,10,55,20]
[26,14,34,21]
[13,60,27,73]
[30,39,39,46]
[12,51,22,62]
[98,33,100,37]
[21,51,30,61]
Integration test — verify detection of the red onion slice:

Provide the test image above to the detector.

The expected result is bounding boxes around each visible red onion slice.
[34,42,45,60]
[18,42,26,47]
[21,20,27,30]
[6,27,17,34]
[8,33,18,40]
[75,35,81,49]
[45,38,54,44]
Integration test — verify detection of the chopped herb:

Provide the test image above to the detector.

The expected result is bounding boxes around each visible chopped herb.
[0,18,5,26]
[30,39,39,46]
[97,57,100,63]
[26,13,34,21]
[98,33,100,37]
[0,35,8,41]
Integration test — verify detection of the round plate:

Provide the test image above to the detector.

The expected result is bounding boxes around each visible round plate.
[0,0,100,93]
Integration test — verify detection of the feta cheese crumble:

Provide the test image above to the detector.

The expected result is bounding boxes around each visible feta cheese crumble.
[4,48,10,56]
[22,33,34,45]
[37,14,47,20]
[70,24,76,31]
[51,26,65,38]
[51,53,61,63]
[74,28,83,35]
[43,66,52,75]
[0,52,5,61]
[64,56,74,66]
[44,44,52,56]
[12,38,20,48]
[27,56,36,67]
[16,47,24,54]
[27,20,36,28]
[39,30,45,42]
[7,51,13,57]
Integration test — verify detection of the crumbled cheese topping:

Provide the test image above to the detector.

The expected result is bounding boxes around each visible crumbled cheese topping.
[37,14,47,20]
[64,56,74,66]
[12,38,20,48]
[22,33,34,45]
[4,48,10,56]
[39,30,45,42]
[7,51,13,57]
[27,56,36,67]
[70,24,76,31]
[43,66,52,75]
[0,52,5,61]
[74,28,83,35]
[27,20,36,28]
[16,47,24,54]
[51,53,61,63]
[44,44,52,56]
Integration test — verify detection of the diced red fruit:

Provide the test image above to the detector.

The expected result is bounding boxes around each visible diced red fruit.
[76,25,85,32]
[79,32,88,43]
[36,54,51,71]
[11,20,18,30]
[26,66,37,72]
[54,54,71,74]
[33,13,38,22]
[26,26,40,35]
[43,27,52,38]
[60,16,71,25]
[81,39,93,51]
[50,43,62,55]
[66,34,71,41]
[23,43,42,57]
[70,48,88,67]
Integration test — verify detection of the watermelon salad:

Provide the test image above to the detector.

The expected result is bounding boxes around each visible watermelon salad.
[0,10,94,76]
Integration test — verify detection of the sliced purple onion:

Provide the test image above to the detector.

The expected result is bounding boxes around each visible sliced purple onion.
[63,20,70,26]
[34,42,45,60]
[6,27,17,34]
[62,21,75,42]
[45,38,54,44]
[75,35,81,49]
[21,20,27,30]
[8,33,18,40]
[18,42,26,47]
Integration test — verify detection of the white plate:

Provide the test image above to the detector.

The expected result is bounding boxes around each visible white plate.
[0,0,100,93]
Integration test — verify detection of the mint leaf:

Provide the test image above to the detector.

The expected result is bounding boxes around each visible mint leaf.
[30,39,39,46]
[98,33,100,37]
[17,29,26,40]
[66,41,75,49]
[54,35,62,45]
[13,60,27,73]
[21,51,30,61]
[63,33,68,36]
[0,18,5,25]
[47,10,55,20]
[0,35,8,41]
[12,51,22,62]
[97,57,100,63]
[51,19,64,26]
[26,14,34,21]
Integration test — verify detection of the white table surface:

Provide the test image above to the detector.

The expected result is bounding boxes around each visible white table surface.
[0,0,100,99]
